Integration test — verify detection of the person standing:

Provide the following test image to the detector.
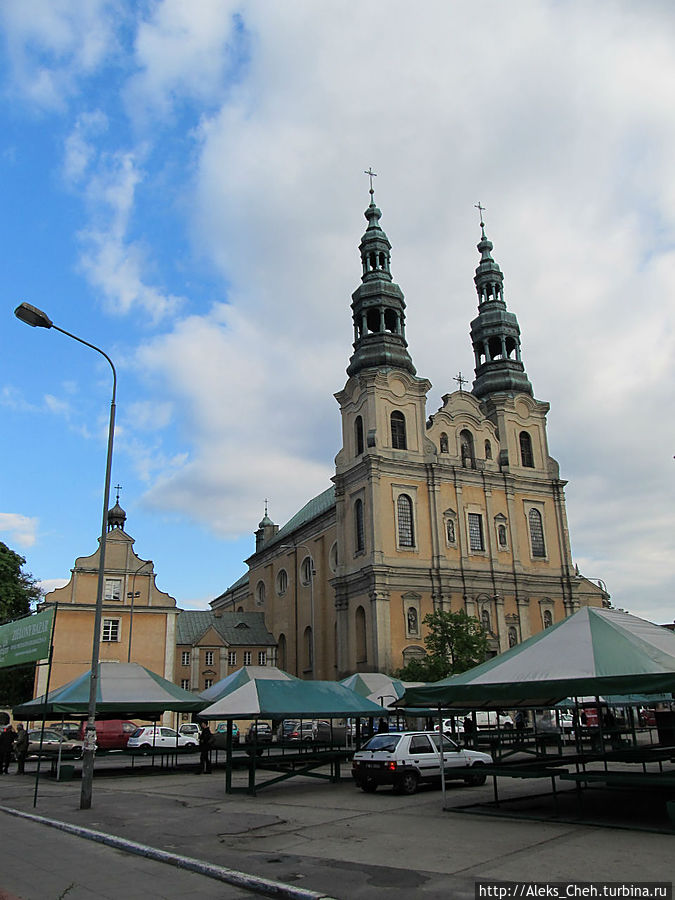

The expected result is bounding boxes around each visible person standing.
[198,721,213,774]
[14,724,29,775]
[0,724,16,774]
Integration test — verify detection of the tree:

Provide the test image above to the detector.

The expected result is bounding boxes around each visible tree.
[0,542,43,706]
[395,609,488,682]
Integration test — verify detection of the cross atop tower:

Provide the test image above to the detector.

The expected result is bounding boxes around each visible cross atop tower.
[114,484,123,503]
[474,202,487,238]
[364,167,377,199]
[454,371,467,392]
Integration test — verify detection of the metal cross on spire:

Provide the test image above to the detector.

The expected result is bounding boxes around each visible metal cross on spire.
[364,167,377,199]
[474,202,487,238]
[453,371,467,392]
[113,484,122,503]
[264,498,269,517]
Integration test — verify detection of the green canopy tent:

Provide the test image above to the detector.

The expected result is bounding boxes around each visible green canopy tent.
[339,672,408,706]
[199,665,298,703]
[398,607,675,710]
[13,662,206,719]
[199,678,390,720]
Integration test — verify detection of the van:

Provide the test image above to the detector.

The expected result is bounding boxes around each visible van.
[78,719,138,750]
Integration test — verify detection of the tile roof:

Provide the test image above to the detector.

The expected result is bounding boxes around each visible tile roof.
[176,610,275,647]
[264,485,336,550]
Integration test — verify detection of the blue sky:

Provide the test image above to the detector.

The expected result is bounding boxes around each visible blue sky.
[1,1,674,623]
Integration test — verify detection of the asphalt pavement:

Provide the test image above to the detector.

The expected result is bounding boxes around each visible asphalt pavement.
[0,758,673,900]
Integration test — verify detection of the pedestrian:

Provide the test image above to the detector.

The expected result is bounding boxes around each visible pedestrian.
[14,724,29,775]
[198,721,213,774]
[0,724,16,774]
[515,710,525,731]
[377,717,388,733]
[463,715,474,747]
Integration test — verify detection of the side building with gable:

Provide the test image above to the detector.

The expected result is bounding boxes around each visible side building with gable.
[213,191,609,680]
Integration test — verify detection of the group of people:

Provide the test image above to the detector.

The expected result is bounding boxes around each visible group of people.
[0,723,29,775]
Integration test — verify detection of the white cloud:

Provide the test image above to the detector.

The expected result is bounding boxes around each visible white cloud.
[0,0,121,110]
[0,513,39,548]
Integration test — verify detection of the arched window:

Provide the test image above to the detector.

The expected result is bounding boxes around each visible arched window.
[543,609,553,629]
[355,605,367,664]
[528,508,546,557]
[277,633,287,670]
[329,542,338,573]
[460,429,475,467]
[397,494,415,547]
[520,431,534,468]
[301,556,314,584]
[354,499,365,552]
[304,626,313,670]
[391,411,407,449]
[439,432,449,454]
[255,580,266,607]
[276,569,288,595]
[508,626,518,648]
[355,416,364,456]
[485,440,492,460]
[498,523,508,548]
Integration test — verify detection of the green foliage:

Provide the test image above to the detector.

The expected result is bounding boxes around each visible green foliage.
[0,542,42,705]
[395,608,488,682]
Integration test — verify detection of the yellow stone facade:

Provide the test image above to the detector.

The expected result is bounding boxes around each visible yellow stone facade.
[213,201,608,678]
[36,524,178,698]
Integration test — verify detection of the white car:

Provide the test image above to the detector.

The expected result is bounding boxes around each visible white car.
[352,731,492,795]
[433,718,465,735]
[178,723,200,738]
[126,726,198,752]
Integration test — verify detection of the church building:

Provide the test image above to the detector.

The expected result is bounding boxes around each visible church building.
[212,190,608,679]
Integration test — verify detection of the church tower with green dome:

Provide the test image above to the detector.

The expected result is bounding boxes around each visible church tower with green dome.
[214,189,609,680]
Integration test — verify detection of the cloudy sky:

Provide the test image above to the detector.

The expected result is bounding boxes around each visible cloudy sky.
[1,1,673,623]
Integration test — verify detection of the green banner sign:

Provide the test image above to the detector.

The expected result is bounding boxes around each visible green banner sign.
[0,607,54,669]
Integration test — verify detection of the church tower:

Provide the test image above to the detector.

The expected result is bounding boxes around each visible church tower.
[334,184,433,675]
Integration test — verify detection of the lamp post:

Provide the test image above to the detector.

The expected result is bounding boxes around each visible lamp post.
[15,302,116,811]
[280,543,315,678]
[127,560,152,663]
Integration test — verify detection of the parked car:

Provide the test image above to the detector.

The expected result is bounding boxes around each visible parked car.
[313,719,348,744]
[352,731,492,795]
[50,722,82,740]
[245,722,273,742]
[639,708,656,727]
[433,718,465,735]
[179,723,200,739]
[474,711,514,729]
[126,726,198,752]
[27,728,84,758]
[77,719,139,750]
[213,722,240,747]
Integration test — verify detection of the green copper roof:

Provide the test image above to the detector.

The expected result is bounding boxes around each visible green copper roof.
[263,485,336,551]
[176,610,275,647]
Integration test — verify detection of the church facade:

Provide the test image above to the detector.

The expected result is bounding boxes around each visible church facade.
[212,193,608,679]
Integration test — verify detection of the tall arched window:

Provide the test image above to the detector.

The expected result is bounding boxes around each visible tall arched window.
[397,494,415,547]
[301,556,314,584]
[355,605,367,664]
[277,633,287,670]
[520,431,534,468]
[439,432,449,453]
[355,415,364,456]
[460,429,475,467]
[391,411,407,449]
[354,499,365,552]
[528,508,546,557]
[276,569,288,595]
[255,580,266,607]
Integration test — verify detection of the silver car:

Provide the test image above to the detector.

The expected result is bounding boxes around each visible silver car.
[352,731,492,794]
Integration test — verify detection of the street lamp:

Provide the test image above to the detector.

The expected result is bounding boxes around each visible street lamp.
[127,559,152,663]
[280,543,316,678]
[14,302,116,811]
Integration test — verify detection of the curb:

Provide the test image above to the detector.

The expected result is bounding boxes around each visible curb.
[0,805,336,900]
